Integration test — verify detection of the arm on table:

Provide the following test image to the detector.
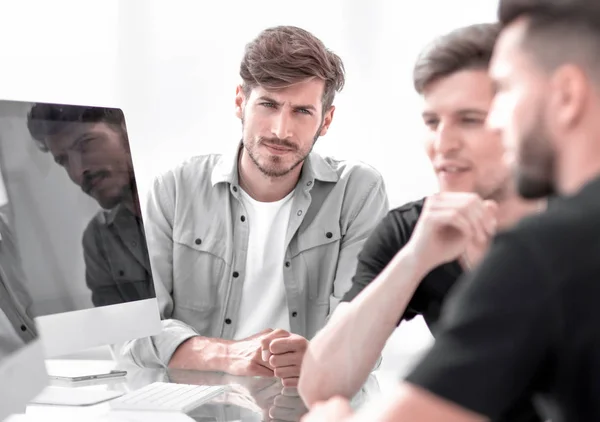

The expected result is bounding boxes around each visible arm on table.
[299,243,429,407]
[299,192,431,407]
[301,384,486,422]
[351,233,556,421]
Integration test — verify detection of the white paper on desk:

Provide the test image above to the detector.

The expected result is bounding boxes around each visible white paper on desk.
[29,386,123,406]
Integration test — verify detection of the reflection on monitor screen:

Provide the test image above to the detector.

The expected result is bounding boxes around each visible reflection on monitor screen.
[0,99,161,358]
[0,176,47,420]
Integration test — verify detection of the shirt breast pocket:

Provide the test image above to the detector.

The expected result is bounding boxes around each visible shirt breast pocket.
[294,225,341,305]
[172,227,228,311]
[107,255,149,283]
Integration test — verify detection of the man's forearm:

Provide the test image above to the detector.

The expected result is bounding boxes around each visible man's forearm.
[299,246,429,406]
[168,335,233,372]
[348,383,487,422]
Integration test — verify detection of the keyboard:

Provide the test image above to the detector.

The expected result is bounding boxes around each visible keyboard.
[109,382,226,413]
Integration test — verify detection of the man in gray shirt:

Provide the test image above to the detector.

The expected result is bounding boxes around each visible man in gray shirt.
[25,105,154,307]
[118,26,389,388]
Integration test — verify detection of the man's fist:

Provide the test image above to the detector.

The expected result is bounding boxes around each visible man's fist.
[261,331,309,387]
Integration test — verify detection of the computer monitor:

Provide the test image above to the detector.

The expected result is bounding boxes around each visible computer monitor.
[0,171,48,420]
[0,99,161,359]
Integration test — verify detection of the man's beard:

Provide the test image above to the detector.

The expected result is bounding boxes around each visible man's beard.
[241,117,322,178]
[514,112,556,199]
[515,166,556,199]
[91,170,136,210]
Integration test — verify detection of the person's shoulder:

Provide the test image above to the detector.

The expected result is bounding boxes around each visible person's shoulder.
[386,198,426,228]
[154,154,224,189]
[365,198,426,247]
[511,194,599,243]
[85,209,110,228]
[495,194,600,286]
[320,156,383,185]
[164,154,223,180]
[82,209,109,247]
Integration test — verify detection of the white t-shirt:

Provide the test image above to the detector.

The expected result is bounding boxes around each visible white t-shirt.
[233,188,294,340]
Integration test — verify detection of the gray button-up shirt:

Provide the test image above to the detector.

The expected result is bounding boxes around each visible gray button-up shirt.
[82,204,155,307]
[117,147,389,368]
[0,205,37,350]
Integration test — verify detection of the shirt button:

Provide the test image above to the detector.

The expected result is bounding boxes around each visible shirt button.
[291,311,298,317]
[326,232,333,239]
[240,215,246,222]
[233,271,239,278]
[225,318,232,324]
[233,186,238,192]
[306,181,312,186]
[119,270,125,276]
[20,325,27,331]
[297,210,303,216]
[195,238,202,245]
[285,261,290,268]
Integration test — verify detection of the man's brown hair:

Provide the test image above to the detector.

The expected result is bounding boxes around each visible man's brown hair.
[239,25,345,113]
[413,23,501,94]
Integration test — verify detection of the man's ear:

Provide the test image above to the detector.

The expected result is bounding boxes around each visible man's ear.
[235,85,246,120]
[318,105,335,136]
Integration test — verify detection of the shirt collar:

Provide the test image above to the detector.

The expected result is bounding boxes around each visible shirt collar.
[106,204,134,226]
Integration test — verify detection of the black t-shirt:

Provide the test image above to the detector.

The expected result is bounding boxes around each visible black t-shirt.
[406,176,600,422]
[342,198,461,332]
[342,198,543,422]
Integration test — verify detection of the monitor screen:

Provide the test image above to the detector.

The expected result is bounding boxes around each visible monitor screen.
[0,99,161,357]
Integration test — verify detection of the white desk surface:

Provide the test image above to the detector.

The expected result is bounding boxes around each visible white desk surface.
[5,358,387,422]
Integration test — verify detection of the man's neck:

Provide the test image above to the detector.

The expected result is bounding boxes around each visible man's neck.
[238,148,303,202]
[556,113,600,195]
[494,195,546,230]
[557,141,600,196]
[121,182,141,217]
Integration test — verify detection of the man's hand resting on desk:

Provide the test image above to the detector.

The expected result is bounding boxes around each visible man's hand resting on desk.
[168,328,309,384]
[261,330,309,387]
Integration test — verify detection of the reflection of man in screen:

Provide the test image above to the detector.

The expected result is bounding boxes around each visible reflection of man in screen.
[25,104,154,307]
[0,205,36,357]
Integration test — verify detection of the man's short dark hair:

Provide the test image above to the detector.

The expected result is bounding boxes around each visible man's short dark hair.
[413,23,501,94]
[240,25,345,112]
[498,0,600,76]
[27,104,125,152]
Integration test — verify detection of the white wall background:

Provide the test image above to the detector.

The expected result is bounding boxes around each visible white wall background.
[0,0,497,369]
